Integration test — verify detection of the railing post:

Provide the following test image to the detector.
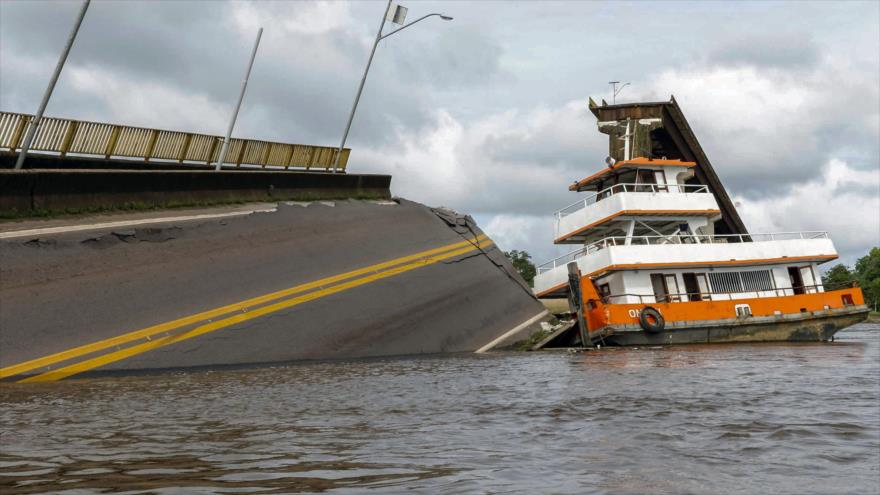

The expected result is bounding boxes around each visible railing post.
[59,120,78,157]
[236,139,247,167]
[207,137,220,165]
[104,125,120,159]
[260,142,271,168]
[9,115,28,151]
[283,145,294,170]
[178,133,192,163]
[144,129,159,162]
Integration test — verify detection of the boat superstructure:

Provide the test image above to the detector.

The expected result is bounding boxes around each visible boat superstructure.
[533,97,869,345]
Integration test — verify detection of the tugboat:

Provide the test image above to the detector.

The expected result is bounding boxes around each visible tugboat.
[533,97,869,346]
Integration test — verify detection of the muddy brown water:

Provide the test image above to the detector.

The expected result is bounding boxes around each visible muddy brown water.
[1,324,878,495]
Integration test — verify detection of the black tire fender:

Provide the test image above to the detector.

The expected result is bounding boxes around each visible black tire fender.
[639,306,665,334]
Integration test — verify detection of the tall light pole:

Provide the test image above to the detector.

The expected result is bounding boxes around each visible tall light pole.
[15,0,90,170]
[215,27,263,171]
[332,1,452,173]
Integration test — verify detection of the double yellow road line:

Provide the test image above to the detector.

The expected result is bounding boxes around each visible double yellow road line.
[2,234,492,383]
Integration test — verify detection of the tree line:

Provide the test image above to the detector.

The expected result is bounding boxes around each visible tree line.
[822,247,880,312]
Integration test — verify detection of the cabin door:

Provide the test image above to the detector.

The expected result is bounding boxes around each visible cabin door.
[682,273,706,302]
[788,267,805,295]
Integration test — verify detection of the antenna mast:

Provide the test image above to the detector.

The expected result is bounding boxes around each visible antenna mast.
[608,81,630,105]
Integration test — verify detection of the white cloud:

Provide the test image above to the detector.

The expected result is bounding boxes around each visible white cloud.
[356,100,602,216]
[629,58,879,195]
[480,213,567,263]
[736,159,880,265]
[65,65,228,134]
[1,0,876,269]
[229,0,355,37]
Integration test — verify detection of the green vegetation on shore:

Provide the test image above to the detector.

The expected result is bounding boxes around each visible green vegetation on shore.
[822,247,880,312]
[504,250,536,287]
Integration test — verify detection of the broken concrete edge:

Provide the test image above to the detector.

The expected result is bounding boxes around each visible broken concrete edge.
[474,310,554,353]
[427,205,556,353]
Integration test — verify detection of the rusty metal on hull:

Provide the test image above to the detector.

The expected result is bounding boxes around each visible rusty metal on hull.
[595,307,870,346]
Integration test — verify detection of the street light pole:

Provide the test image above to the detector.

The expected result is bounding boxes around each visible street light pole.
[215,27,263,171]
[331,2,452,173]
[332,0,392,174]
[15,0,90,170]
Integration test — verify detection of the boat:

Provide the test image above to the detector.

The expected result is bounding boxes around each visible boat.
[532,97,869,346]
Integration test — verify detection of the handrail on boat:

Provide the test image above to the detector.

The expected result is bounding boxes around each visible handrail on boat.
[555,182,710,219]
[535,231,831,273]
[600,281,858,305]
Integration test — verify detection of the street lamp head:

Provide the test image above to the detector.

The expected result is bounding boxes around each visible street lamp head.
[440,15,453,20]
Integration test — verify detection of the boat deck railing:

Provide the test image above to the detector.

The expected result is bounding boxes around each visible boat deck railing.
[600,281,859,305]
[0,111,350,171]
[536,231,830,273]
[555,183,710,219]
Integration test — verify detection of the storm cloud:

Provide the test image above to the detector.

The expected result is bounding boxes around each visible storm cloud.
[1,0,877,265]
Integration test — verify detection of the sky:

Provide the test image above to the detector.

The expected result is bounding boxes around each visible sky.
[1,0,878,268]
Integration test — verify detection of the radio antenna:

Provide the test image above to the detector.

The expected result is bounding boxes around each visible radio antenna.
[609,81,630,105]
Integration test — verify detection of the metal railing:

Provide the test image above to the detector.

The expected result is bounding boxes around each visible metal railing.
[536,231,830,273]
[0,111,350,171]
[600,281,857,305]
[555,183,710,219]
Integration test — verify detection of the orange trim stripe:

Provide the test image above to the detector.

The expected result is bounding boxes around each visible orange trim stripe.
[535,281,568,298]
[569,158,697,191]
[554,209,721,244]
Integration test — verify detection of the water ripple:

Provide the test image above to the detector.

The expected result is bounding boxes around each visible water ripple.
[1,324,878,494]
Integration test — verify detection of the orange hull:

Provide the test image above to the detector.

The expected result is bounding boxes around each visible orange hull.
[588,288,864,331]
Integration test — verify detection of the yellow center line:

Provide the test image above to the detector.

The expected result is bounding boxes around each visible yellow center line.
[1,234,488,380]
[21,240,493,383]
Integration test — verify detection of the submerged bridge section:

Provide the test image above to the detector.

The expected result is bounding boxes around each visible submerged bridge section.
[0,200,547,381]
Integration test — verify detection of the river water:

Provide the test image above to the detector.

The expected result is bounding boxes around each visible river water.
[1,324,878,495]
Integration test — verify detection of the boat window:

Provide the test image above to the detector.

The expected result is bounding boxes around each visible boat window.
[696,274,711,301]
[708,270,774,296]
[651,273,681,303]
[654,170,668,192]
[709,272,743,294]
[636,169,657,192]
[664,274,680,302]
[735,304,752,317]
[800,266,817,294]
[741,270,774,292]
[650,274,669,303]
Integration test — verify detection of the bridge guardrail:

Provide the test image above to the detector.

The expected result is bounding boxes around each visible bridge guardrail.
[0,111,350,171]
